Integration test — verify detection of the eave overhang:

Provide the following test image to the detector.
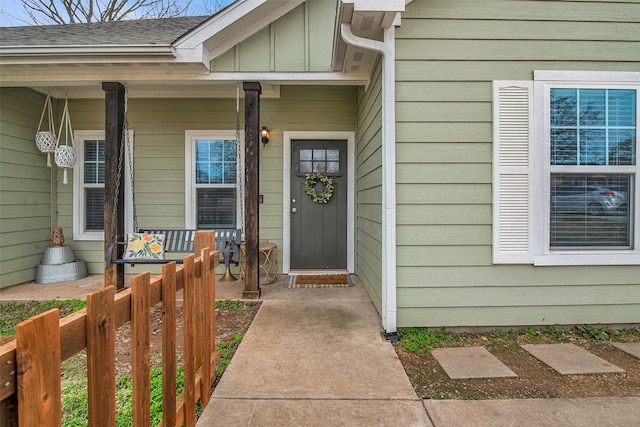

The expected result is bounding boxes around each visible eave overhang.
[332,0,405,75]
[0,44,175,60]
[0,0,376,98]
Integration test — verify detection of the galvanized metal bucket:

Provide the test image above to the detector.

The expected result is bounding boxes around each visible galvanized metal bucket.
[36,259,87,284]
[40,246,75,265]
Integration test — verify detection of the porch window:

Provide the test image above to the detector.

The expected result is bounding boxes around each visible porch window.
[73,130,133,240]
[83,139,105,231]
[185,131,243,229]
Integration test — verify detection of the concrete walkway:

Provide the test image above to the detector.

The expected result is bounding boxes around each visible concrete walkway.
[198,276,429,426]
[197,276,640,427]
[2,275,639,426]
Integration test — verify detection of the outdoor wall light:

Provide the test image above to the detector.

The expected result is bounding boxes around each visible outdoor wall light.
[260,126,270,147]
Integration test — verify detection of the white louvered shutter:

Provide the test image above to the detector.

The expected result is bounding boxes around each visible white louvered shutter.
[492,82,534,264]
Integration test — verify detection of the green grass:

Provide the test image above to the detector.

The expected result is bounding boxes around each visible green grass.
[396,328,462,353]
[2,298,250,426]
[215,299,247,312]
[0,299,86,335]
[396,325,640,353]
[216,332,245,377]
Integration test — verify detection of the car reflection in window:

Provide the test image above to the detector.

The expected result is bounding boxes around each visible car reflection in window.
[551,185,628,216]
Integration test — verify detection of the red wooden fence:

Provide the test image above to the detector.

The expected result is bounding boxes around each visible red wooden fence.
[0,231,220,426]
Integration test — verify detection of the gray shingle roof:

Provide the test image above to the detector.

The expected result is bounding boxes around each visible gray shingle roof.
[0,15,211,46]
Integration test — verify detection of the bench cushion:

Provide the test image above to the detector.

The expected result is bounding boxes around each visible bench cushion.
[123,232,165,261]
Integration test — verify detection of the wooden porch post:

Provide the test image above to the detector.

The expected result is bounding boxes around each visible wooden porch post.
[102,82,125,291]
[243,82,262,299]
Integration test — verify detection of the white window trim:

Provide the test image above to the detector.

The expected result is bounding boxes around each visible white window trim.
[493,72,640,266]
[73,130,134,241]
[533,77,640,266]
[185,130,245,229]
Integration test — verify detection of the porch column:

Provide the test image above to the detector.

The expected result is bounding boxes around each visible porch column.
[243,82,261,299]
[102,82,125,291]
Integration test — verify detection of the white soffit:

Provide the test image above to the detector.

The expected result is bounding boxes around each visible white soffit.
[332,0,405,74]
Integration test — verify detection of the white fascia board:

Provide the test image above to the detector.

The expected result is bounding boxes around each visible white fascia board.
[353,0,405,13]
[172,45,210,67]
[0,71,368,88]
[206,72,370,85]
[174,0,304,66]
[0,45,174,58]
[175,0,277,50]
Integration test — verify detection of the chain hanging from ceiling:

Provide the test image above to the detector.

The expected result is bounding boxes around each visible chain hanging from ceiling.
[236,82,244,230]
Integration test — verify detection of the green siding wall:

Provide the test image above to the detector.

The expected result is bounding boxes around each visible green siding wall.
[355,59,383,314]
[56,86,356,276]
[211,0,335,72]
[0,88,53,288]
[395,0,640,327]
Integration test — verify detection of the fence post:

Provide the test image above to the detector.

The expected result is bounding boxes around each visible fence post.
[87,287,116,426]
[131,272,151,426]
[200,248,212,406]
[162,262,177,427]
[182,254,197,426]
[16,309,61,426]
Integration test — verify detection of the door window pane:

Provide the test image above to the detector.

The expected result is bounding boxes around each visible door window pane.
[299,148,341,175]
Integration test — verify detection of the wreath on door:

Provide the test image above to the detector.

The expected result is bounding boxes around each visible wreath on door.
[304,173,334,204]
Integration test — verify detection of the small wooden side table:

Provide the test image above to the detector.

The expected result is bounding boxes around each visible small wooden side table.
[240,242,278,285]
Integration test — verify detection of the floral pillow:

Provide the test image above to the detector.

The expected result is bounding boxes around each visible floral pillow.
[123,233,165,261]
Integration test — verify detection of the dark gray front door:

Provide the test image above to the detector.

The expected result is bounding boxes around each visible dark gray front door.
[291,140,347,269]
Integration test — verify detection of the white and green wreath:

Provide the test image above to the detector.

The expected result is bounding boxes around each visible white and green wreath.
[304,173,334,204]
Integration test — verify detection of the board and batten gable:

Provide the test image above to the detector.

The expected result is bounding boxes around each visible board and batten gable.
[0,88,53,288]
[211,0,336,72]
[54,85,356,276]
[394,0,640,327]
[355,58,384,313]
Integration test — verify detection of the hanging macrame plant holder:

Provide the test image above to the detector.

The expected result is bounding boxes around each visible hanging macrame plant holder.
[35,94,58,167]
[54,98,77,184]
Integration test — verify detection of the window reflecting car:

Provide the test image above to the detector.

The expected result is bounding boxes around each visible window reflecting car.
[551,185,627,216]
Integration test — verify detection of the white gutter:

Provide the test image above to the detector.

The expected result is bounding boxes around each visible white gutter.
[341,22,397,335]
[0,45,174,57]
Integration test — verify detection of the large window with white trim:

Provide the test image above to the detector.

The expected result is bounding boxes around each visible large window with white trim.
[185,131,243,229]
[492,72,639,265]
[549,88,635,249]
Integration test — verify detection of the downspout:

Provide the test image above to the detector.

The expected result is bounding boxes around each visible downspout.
[341,23,397,336]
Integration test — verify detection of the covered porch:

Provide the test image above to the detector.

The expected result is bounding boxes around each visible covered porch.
[0,0,406,333]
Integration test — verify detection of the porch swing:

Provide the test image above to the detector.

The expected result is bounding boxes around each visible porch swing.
[106,86,242,275]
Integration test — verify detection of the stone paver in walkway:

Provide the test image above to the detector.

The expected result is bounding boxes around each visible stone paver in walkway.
[431,347,517,379]
[521,343,625,375]
[612,342,640,359]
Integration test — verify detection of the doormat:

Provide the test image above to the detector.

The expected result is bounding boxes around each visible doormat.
[284,274,352,288]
